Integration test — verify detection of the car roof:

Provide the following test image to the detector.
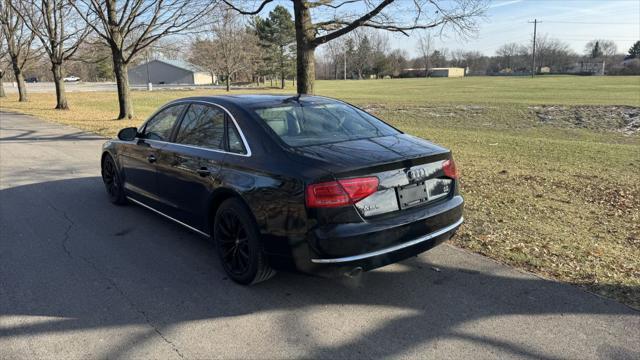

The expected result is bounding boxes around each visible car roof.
[168,94,339,109]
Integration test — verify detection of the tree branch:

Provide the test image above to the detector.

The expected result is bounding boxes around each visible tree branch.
[312,0,394,46]
[222,0,273,15]
[308,0,360,9]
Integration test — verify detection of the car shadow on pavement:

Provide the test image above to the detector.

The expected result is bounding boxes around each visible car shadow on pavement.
[0,128,105,142]
[1,177,638,359]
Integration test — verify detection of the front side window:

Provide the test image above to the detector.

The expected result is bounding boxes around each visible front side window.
[252,101,399,147]
[143,104,186,141]
[175,104,225,150]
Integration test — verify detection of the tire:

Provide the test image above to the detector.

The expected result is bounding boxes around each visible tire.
[101,154,127,205]
[213,198,275,285]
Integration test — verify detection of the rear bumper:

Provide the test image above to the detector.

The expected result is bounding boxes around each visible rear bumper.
[311,216,463,264]
[298,195,463,276]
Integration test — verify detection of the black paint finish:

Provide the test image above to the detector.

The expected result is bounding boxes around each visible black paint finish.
[102,95,464,276]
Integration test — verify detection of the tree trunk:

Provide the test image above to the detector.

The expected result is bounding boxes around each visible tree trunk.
[9,56,28,102]
[296,44,315,94]
[293,0,316,94]
[280,45,286,89]
[424,56,429,77]
[226,73,230,92]
[51,63,69,110]
[0,72,5,98]
[111,53,133,119]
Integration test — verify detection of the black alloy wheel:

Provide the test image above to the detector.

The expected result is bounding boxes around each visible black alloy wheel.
[101,155,127,205]
[214,198,275,284]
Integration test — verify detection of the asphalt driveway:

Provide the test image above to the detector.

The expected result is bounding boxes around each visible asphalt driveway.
[0,111,638,359]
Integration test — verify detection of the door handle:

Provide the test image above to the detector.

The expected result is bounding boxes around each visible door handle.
[197,167,211,177]
[147,154,156,163]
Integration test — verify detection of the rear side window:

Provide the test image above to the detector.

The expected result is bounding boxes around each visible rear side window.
[227,123,246,154]
[175,104,225,150]
[252,102,399,147]
[143,104,186,141]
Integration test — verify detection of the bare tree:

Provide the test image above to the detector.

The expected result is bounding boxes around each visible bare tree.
[210,9,261,91]
[349,29,372,79]
[0,0,37,102]
[322,37,346,79]
[135,39,185,64]
[530,35,576,72]
[189,38,217,85]
[12,0,90,109]
[0,30,8,97]
[71,0,217,119]
[225,0,487,94]
[387,48,408,77]
[417,31,433,76]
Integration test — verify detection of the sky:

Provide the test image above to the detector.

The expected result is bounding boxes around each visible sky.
[397,0,640,57]
[256,0,640,58]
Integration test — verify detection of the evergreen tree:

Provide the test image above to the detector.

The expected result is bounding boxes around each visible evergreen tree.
[629,41,640,58]
[591,41,603,59]
[253,6,295,88]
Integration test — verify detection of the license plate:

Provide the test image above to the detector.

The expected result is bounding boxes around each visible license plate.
[398,182,429,209]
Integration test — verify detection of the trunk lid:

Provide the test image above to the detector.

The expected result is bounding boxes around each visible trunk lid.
[296,134,455,218]
[293,134,450,176]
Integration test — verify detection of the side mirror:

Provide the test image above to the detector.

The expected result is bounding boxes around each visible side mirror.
[117,127,138,141]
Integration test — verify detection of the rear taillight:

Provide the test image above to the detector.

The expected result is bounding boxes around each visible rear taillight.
[306,177,379,208]
[443,159,458,179]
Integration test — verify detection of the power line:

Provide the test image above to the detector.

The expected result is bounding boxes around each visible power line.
[554,38,638,41]
[543,21,638,25]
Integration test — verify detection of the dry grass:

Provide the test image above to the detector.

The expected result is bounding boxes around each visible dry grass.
[0,88,290,136]
[384,106,640,308]
[1,76,639,308]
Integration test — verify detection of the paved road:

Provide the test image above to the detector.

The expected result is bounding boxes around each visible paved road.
[3,81,247,93]
[3,82,118,93]
[0,112,638,359]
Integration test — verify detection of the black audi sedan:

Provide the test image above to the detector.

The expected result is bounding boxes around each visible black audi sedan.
[101,95,463,284]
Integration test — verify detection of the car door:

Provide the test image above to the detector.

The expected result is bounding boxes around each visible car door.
[154,102,229,230]
[119,104,186,205]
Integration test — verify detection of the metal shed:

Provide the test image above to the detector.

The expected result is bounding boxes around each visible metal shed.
[128,59,215,85]
[428,67,465,78]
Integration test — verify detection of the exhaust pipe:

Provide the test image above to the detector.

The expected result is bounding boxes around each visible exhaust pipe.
[345,266,363,278]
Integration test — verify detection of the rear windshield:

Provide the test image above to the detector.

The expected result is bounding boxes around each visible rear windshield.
[252,101,400,147]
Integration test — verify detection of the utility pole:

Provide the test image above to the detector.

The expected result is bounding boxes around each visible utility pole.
[145,51,152,91]
[528,19,539,78]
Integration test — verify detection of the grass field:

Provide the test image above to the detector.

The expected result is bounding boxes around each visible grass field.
[1,75,639,308]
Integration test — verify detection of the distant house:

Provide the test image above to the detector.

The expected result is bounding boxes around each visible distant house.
[622,57,640,67]
[566,61,605,75]
[128,59,215,85]
[400,68,427,77]
[428,67,465,78]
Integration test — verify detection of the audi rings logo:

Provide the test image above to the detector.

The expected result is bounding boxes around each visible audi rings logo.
[407,168,428,182]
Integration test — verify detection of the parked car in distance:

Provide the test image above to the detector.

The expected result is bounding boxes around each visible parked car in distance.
[25,77,39,83]
[63,75,80,82]
[101,95,464,284]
